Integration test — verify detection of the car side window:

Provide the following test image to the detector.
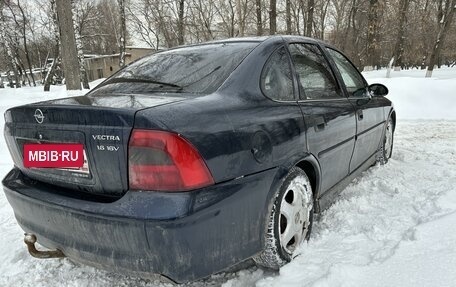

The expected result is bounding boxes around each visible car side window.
[288,43,341,100]
[326,48,367,97]
[261,46,295,101]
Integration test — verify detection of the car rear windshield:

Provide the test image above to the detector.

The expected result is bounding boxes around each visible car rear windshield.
[91,42,258,95]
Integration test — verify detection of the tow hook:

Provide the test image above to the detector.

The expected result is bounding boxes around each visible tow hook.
[24,233,65,259]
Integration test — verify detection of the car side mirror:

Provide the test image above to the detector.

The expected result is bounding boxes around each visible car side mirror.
[369,83,388,97]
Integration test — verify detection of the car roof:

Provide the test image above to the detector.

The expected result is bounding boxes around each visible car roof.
[204,35,327,44]
[152,35,342,58]
[171,35,330,48]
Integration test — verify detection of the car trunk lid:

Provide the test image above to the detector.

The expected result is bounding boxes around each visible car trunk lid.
[4,93,186,198]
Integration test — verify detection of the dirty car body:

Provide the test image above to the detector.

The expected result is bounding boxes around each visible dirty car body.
[2,36,394,283]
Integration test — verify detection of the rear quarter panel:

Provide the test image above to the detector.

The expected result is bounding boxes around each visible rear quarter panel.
[134,93,306,183]
[134,38,308,183]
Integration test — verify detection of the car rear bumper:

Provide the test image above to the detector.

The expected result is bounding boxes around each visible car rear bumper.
[2,167,277,283]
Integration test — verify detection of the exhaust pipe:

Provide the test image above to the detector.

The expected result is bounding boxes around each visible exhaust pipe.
[24,233,65,259]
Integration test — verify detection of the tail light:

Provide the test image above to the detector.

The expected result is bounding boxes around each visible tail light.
[128,129,214,191]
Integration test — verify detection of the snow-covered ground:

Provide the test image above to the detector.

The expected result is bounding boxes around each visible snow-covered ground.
[0,68,455,286]
[363,67,456,120]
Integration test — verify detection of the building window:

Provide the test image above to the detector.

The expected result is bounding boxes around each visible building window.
[110,66,113,71]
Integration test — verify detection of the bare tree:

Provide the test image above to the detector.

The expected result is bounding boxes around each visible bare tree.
[4,1,31,86]
[322,0,331,38]
[16,0,36,86]
[236,0,251,36]
[44,0,61,92]
[270,0,277,34]
[56,0,81,90]
[426,0,455,77]
[188,0,216,41]
[286,0,292,34]
[288,0,303,35]
[126,0,159,49]
[366,0,382,70]
[392,0,410,70]
[305,0,315,36]
[177,0,185,44]
[214,0,237,38]
[72,1,89,88]
[256,0,262,35]
[1,0,456,76]
[0,4,21,87]
[118,0,127,67]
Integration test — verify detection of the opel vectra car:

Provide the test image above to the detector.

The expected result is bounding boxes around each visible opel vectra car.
[3,36,395,283]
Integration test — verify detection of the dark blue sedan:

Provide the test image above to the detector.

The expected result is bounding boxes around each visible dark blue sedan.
[2,36,394,283]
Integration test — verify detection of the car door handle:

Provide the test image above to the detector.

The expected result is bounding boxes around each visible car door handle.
[357,110,364,120]
[314,116,326,131]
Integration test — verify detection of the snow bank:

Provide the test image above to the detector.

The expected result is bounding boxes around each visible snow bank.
[363,68,456,120]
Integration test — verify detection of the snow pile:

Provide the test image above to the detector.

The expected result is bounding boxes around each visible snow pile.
[1,70,456,286]
[363,67,456,120]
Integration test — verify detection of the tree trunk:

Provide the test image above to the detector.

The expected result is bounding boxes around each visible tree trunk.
[44,0,60,92]
[341,0,357,50]
[393,0,410,69]
[366,0,380,70]
[56,0,81,90]
[286,0,291,34]
[291,0,301,35]
[227,0,235,37]
[72,1,89,88]
[3,3,24,87]
[420,0,431,69]
[256,0,262,35]
[44,57,59,92]
[0,31,20,88]
[426,0,455,77]
[177,0,185,45]
[236,0,244,36]
[17,55,30,86]
[17,0,36,86]
[269,0,276,35]
[10,44,21,87]
[306,0,314,37]
[118,0,127,67]
[319,0,330,39]
[300,0,306,36]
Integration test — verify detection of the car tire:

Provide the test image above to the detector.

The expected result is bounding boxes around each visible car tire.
[378,116,394,165]
[253,167,314,269]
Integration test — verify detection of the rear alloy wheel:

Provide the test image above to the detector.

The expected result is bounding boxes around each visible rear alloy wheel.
[254,167,313,269]
[378,116,394,164]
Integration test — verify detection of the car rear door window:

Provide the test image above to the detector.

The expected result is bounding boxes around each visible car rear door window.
[261,46,295,101]
[326,48,367,97]
[289,43,341,100]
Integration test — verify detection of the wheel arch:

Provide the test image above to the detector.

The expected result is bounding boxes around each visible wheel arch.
[295,156,321,201]
[254,154,321,266]
[280,153,322,213]
[258,153,322,250]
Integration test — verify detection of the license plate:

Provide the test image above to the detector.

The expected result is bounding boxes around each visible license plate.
[23,143,87,172]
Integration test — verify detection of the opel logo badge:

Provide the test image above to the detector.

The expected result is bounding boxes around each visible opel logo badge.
[34,109,44,124]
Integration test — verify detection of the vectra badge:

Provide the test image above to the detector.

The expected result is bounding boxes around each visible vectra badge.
[34,109,44,124]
